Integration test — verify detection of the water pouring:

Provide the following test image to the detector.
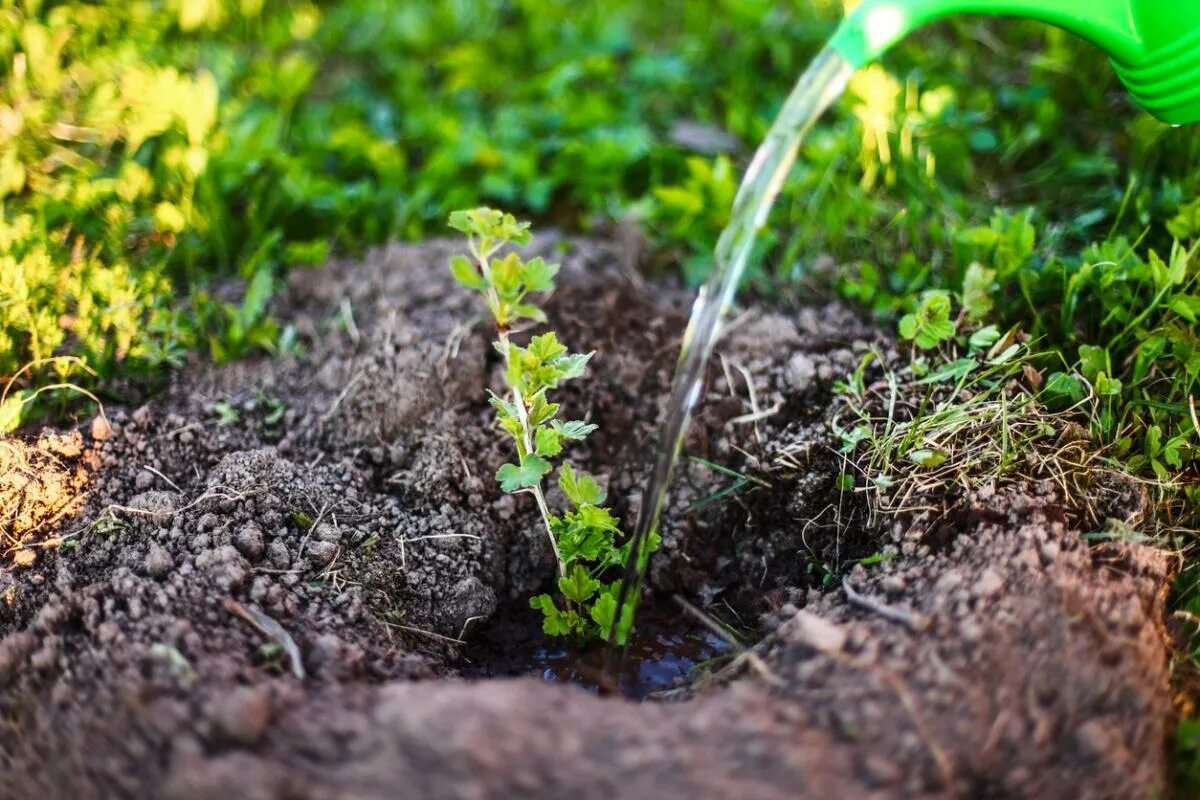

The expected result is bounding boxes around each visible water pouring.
[608,0,1199,660]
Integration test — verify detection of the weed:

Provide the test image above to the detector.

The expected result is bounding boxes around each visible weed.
[449,207,656,645]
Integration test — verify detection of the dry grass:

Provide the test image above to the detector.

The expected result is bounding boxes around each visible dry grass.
[829,346,1138,534]
[0,433,90,563]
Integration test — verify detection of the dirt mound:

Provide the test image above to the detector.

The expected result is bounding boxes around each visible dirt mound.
[0,237,1176,799]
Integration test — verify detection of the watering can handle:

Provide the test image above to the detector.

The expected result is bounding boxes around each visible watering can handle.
[829,0,1200,125]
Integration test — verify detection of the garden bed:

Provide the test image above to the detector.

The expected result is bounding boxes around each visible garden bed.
[0,237,1175,799]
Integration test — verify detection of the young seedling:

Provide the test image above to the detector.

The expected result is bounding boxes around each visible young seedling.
[448,207,656,645]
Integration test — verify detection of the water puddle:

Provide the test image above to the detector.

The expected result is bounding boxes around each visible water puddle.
[462,602,736,700]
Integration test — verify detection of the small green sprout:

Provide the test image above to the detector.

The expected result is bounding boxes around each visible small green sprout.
[449,207,657,645]
[899,291,957,350]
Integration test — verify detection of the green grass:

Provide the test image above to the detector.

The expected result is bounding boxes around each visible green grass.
[4,1,1198,421]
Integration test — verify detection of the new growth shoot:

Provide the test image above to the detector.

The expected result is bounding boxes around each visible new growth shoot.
[448,208,658,645]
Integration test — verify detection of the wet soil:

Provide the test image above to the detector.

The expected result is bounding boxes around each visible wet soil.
[0,235,1178,799]
[460,599,735,699]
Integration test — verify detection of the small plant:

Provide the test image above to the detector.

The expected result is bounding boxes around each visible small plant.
[448,207,656,645]
[898,291,957,350]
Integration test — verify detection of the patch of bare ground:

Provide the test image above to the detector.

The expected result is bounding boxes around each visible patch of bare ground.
[0,235,1175,799]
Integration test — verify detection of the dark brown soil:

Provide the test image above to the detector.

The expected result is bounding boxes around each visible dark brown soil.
[0,236,1176,799]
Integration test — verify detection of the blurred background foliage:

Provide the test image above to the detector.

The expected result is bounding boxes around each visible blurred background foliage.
[0,0,1198,485]
[2,0,1197,403]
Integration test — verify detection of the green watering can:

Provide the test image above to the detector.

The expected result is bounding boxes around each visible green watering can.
[829,0,1200,125]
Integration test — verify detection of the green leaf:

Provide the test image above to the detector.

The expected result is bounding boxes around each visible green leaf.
[557,522,612,565]
[521,257,559,293]
[590,585,635,645]
[968,325,1001,352]
[1169,295,1200,324]
[1077,345,1109,382]
[535,426,563,457]
[558,564,601,604]
[1167,198,1200,241]
[1146,425,1164,457]
[447,207,532,245]
[898,292,957,350]
[512,303,548,323]
[907,449,947,468]
[576,504,620,532]
[505,344,527,394]
[447,209,474,235]
[527,392,560,426]
[496,454,552,492]
[528,332,567,363]
[552,420,597,441]
[449,254,486,290]
[0,391,28,433]
[491,251,524,298]
[961,262,995,321]
[1042,372,1086,406]
[488,392,524,439]
[1094,372,1123,397]
[529,594,572,636]
[559,463,606,507]
[555,352,592,381]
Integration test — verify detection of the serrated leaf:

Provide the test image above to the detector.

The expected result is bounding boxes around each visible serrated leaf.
[528,332,567,363]
[576,504,620,532]
[555,352,592,381]
[529,594,572,636]
[559,463,606,507]
[558,564,600,604]
[919,319,957,349]
[521,257,559,293]
[558,522,611,564]
[535,426,563,457]
[527,392,559,426]
[553,420,597,441]
[448,254,486,290]
[496,454,552,492]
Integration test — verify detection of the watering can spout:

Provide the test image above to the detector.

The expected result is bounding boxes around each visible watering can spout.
[829,0,1200,125]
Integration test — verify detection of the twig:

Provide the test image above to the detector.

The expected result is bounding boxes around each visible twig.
[402,533,482,544]
[226,599,305,679]
[674,595,784,687]
[141,465,183,494]
[320,371,364,424]
[842,576,932,632]
[383,620,465,645]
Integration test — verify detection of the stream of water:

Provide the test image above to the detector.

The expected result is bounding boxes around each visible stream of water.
[606,47,855,659]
